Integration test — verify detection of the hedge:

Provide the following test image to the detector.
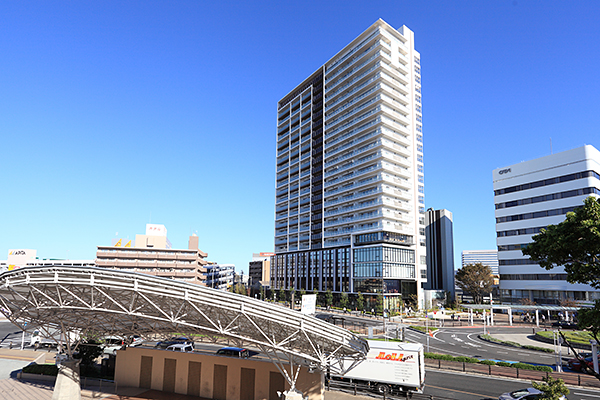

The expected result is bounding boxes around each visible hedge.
[22,364,59,376]
[424,352,552,371]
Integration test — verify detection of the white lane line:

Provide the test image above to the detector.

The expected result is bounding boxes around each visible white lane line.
[574,393,600,398]
[497,351,508,354]
[518,353,530,356]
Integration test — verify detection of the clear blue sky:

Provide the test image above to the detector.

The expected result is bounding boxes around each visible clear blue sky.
[2,1,599,274]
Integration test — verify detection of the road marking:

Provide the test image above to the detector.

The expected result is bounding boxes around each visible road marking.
[497,351,508,354]
[426,383,489,398]
[574,393,600,398]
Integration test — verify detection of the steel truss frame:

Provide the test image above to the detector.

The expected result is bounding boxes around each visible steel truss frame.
[0,267,367,389]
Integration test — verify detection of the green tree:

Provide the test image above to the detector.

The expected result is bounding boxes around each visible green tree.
[455,263,493,304]
[260,286,265,300]
[325,290,333,307]
[523,196,600,380]
[531,376,569,400]
[340,292,349,310]
[278,287,286,303]
[356,292,365,311]
[234,283,247,296]
[375,293,384,315]
[299,289,306,298]
[523,196,600,288]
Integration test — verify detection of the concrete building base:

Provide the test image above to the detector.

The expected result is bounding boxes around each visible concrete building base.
[51,360,81,400]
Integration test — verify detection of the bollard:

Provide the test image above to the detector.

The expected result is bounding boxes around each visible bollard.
[354,383,356,395]
[517,368,519,379]
[489,364,491,375]
[578,374,581,386]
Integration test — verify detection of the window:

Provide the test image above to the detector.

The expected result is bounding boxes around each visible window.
[418,175,424,183]
[417,144,423,152]
[420,255,426,264]
[418,164,424,173]
[416,105,422,113]
[416,124,422,132]
[415,95,421,104]
[417,154,423,163]
[415,75,421,84]
[418,195,424,204]
[416,134,423,143]
[418,185,424,193]
[415,66,421,74]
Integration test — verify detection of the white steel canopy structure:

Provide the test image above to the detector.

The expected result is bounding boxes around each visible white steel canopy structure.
[0,266,367,389]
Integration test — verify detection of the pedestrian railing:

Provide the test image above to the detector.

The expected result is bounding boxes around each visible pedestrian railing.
[425,358,600,389]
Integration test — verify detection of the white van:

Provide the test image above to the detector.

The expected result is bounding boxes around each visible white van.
[166,343,194,353]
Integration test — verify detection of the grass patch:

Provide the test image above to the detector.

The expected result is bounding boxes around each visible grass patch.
[536,330,594,345]
[480,334,554,353]
[424,353,551,371]
[410,326,439,333]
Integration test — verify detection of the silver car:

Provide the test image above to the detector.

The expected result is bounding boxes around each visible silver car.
[499,387,567,400]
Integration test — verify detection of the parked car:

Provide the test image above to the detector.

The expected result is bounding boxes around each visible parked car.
[216,347,257,358]
[155,336,193,349]
[102,336,125,355]
[551,321,579,329]
[499,387,566,399]
[166,343,194,352]
[567,354,599,371]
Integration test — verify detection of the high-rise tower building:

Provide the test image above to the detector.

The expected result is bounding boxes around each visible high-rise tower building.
[272,19,425,307]
[494,145,600,305]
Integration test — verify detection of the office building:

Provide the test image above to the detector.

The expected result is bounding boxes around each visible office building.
[424,209,455,300]
[248,252,273,288]
[96,225,210,285]
[272,19,425,307]
[494,145,600,304]
[461,250,498,276]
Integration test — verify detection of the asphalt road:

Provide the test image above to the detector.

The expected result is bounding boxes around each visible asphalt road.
[424,369,600,400]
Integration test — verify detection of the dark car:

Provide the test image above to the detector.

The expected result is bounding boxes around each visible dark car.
[216,347,258,358]
[552,321,579,329]
[155,336,193,349]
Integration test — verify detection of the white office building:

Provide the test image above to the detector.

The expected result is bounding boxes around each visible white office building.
[273,19,425,307]
[493,145,600,305]
[461,250,499,276]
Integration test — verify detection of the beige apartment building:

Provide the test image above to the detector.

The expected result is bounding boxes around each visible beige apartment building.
[96,225,210,285]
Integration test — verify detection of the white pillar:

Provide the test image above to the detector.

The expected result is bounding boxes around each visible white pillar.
[591,340,599,374]
[565,311,569,322]
[509,307,513,326]
[469,309,473,326]
[490,307,494,326]
[535,310,539,328]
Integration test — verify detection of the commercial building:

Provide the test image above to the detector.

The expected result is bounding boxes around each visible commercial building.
[205,263,235,290]
[1,249,95,273]
[272,19,425,307]
[424,209,455,300]
[96,225,210,285]
[248,252,273,288]
[461,250,499,275]
[493,145,600,305]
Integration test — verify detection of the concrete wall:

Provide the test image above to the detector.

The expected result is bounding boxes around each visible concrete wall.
[115,347,323,400]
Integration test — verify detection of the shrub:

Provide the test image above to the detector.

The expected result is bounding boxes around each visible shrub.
[454,356,479,363]
[479,359,496,365]
[22,363,58,376]
[497,362,511,367]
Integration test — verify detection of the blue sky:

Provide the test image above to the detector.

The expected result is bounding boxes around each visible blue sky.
[1,1,599,273]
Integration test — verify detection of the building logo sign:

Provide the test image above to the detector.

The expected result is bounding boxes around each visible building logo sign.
[498,168,512,175]
[9,250,27,256]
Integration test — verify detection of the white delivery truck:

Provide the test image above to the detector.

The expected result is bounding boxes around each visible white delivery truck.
[329,340,425,395]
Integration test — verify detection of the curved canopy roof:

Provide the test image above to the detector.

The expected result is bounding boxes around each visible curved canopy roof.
[0,266,367,376]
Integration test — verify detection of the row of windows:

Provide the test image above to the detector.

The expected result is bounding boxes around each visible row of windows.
[496,206,577,223]
[354,231,413,245]
[499,259,539,266]
[495,187,600,209]
[497,243,528,251]
[353,246,415,263]
[497,226,545,237]
[500,274,567,281]
[494,170,600,196]
[354,263,415,278]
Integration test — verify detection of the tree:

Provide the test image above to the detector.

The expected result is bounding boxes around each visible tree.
[278,287,286,303]
[523,196,600,380]
[325,290,333,307]
[455,263,494,304]
[523,196,600,288]
[340,292,349,310]
[531,376,569,400]
[375,293,384,315]
[260,286,265,300]
[356,292,365,311]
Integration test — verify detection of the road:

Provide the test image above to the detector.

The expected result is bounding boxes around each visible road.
[424,369,600,400]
